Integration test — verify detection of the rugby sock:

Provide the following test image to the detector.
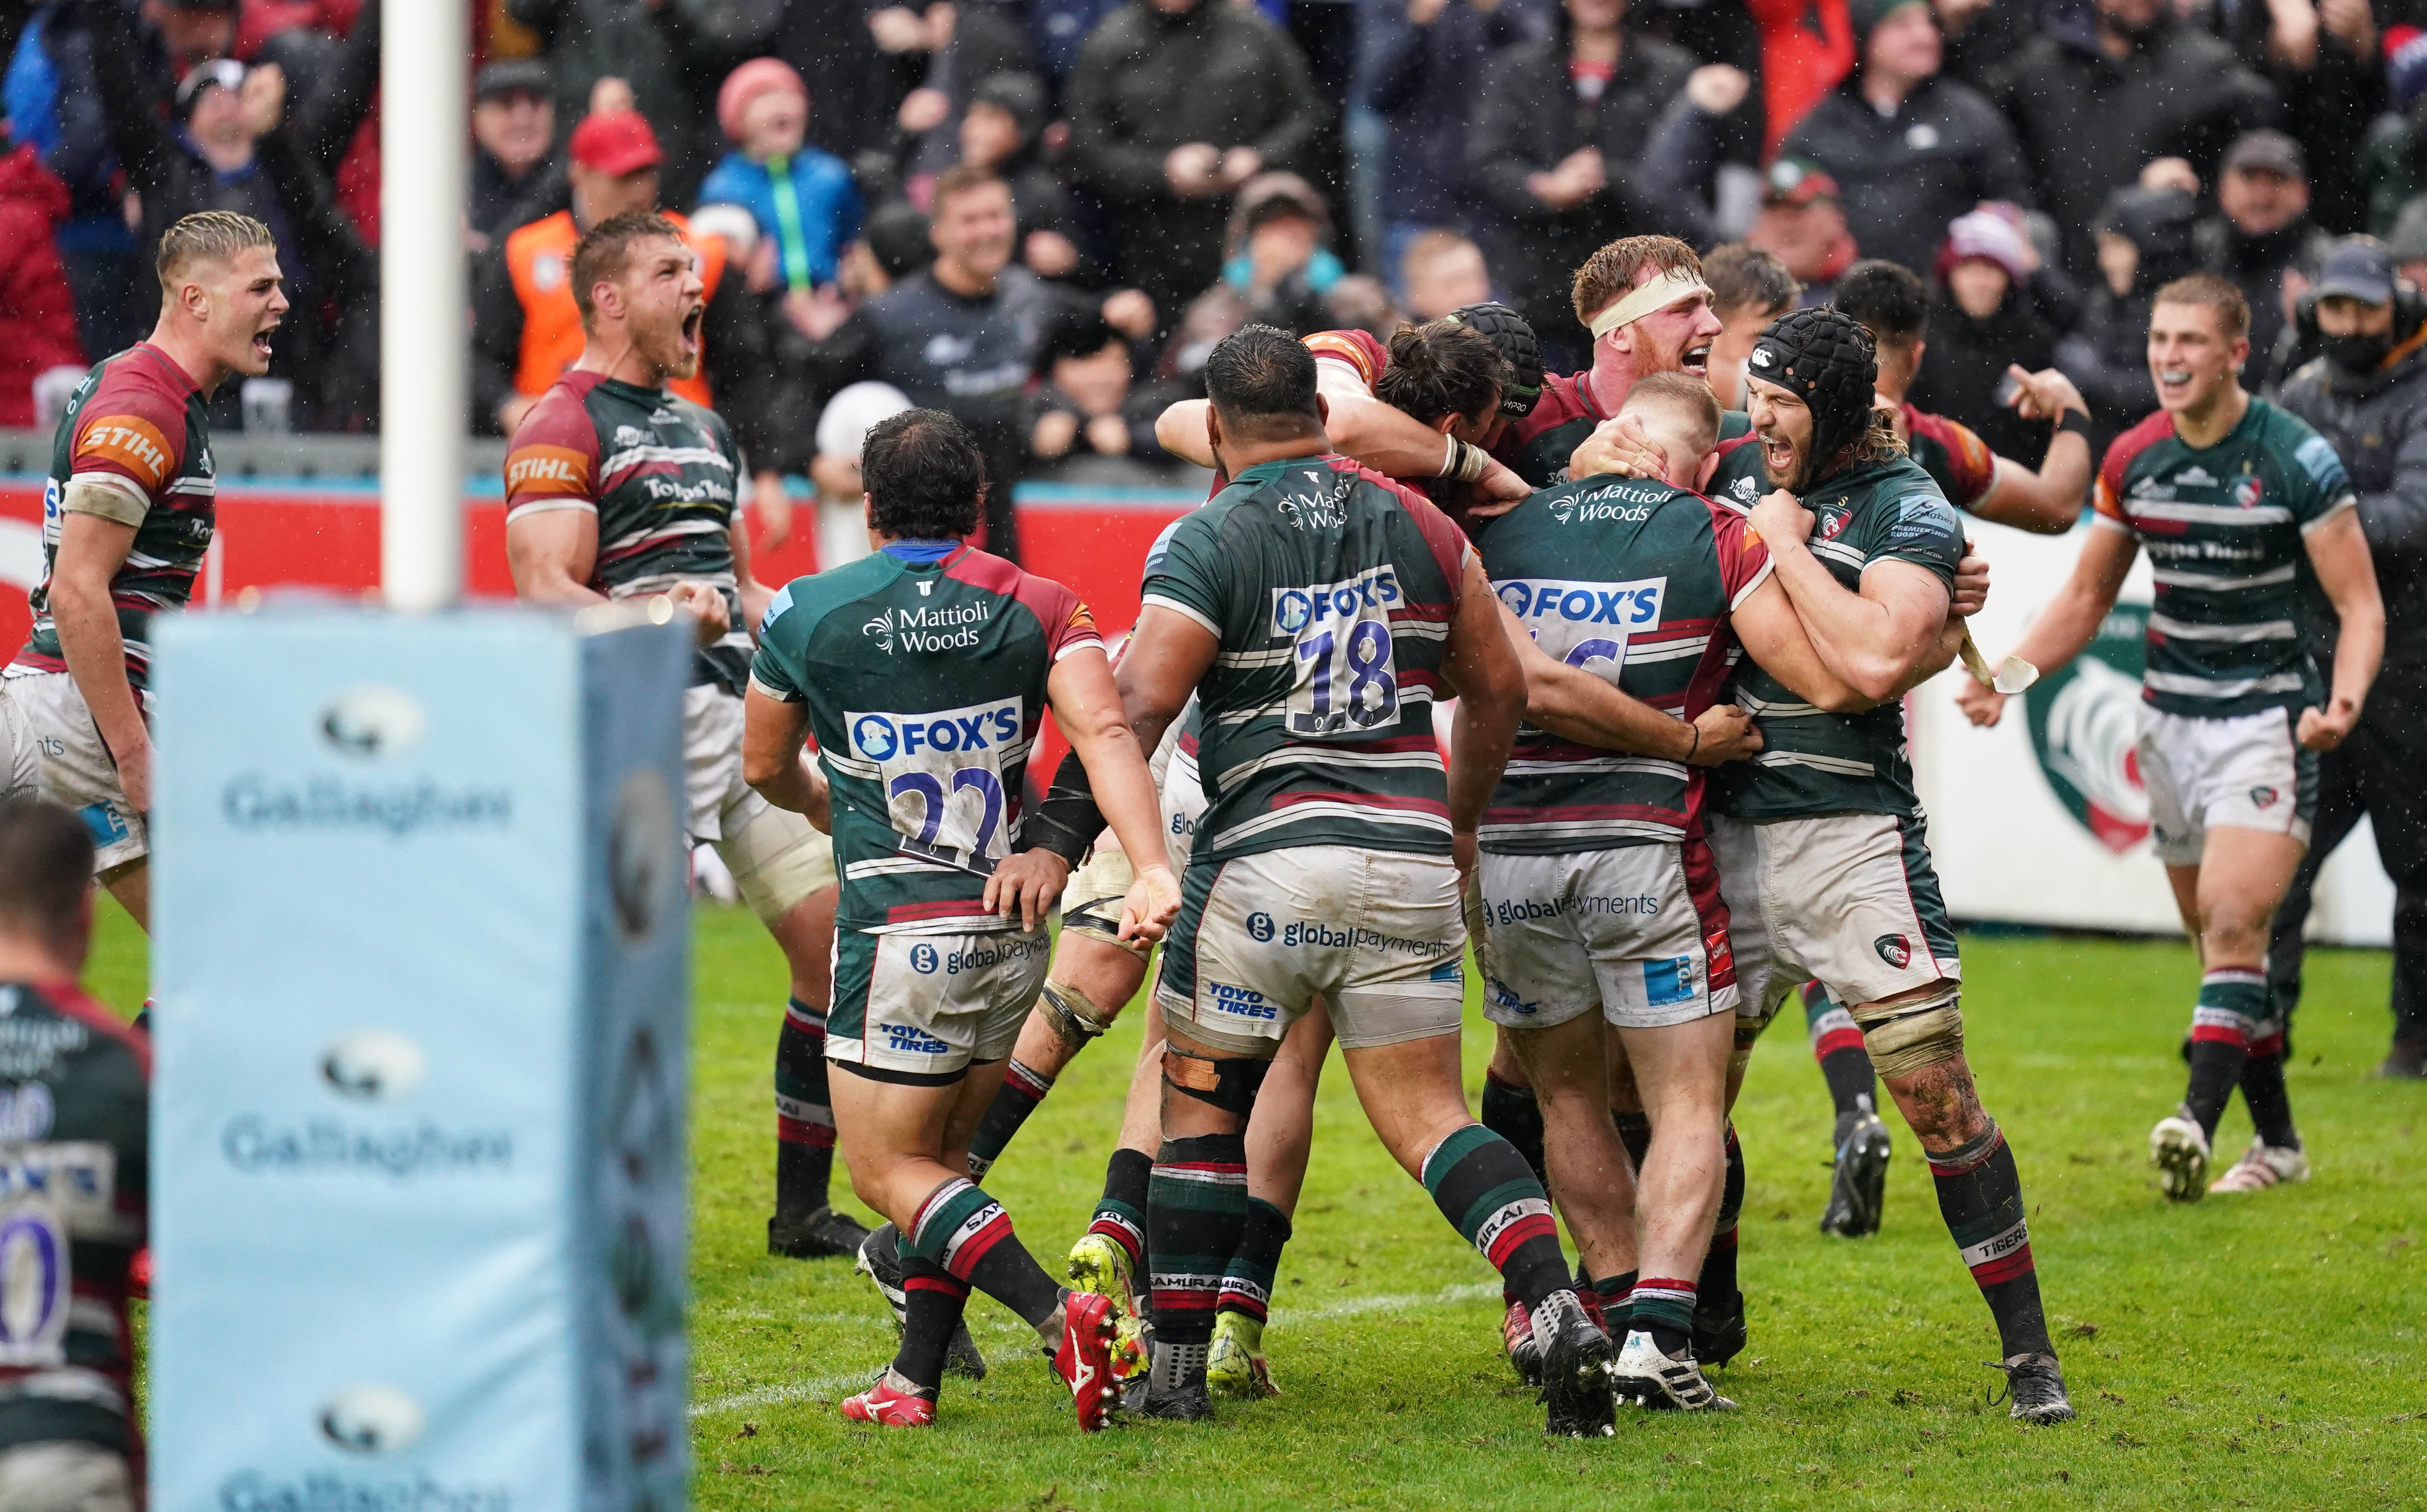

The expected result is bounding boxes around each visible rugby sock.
[1805,984,1878,1121]
[1694,1122,1744,1306]
[1588,1268,1636,1336]
[905,1177,1062,1333]
[2185,970,2268,1139]
[1613,1110,1653,1174]
[1088,1148,1154,1269]
[1217,1198,1291,1325]
[892,1257,971,1397]
[1928,1122,2051,1360]
[1628,1277,1697,1355]
[1420,1123,1567,1310]
[773,998,835,1216]
[965,1058,1055,1181]
[1480,1071,1549,1187]
[2238,1032,2300,1150]
[1148,1135,1249,1347]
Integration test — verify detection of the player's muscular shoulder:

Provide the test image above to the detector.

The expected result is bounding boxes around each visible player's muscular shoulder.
[505,385,603,504]
[73,376,188,497]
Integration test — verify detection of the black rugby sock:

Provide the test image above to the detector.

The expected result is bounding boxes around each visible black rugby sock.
[774,998,835,1216]
[905,1178,1062,1332]
[1929,1124,2052,1360]
[1480,1070,1549,1187]
[966,1058,1055,1181]
[893,1257,970,1396]
[2184,970,2267,1140]
[2238,1033,2299,1149]
[1422,1124,1569,1310]
[1805,985,1879,1121]
[1218,1198,1291,1325]
[1148,1135,1249,1347]
[1088,1147,1155,1272]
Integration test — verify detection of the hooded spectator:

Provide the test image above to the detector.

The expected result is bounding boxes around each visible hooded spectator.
[1215,172,1342,335]
[698,58,860,293]
[1744,158,1857,303]
[0,132,86,426]
[1986,0,2276,275]
[2195,130,2332,387]
[1066,0,1323,328]
[1777,0,2030,277]
[468,59,556,254]
[2055,183,2201,449]
[1354,0,1557,263]
[953,72,1088,284]
[1910,205,2076,459]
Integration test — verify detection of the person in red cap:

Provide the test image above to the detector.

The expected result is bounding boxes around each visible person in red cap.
[472,107,789,529]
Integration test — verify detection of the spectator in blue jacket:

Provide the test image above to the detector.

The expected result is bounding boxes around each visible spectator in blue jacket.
[697,57,859,292]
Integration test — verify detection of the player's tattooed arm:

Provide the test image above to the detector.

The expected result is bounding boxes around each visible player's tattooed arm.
[1499,600,1760,759]
[48,511,152,812]
[741,688,832,831]
[1958,514,2138,728]
[2296,506,2383,751]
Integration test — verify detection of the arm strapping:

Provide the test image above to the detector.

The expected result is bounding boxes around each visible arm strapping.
[1022,746,1106,867]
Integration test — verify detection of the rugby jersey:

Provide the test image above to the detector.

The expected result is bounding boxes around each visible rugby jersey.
[1473,475,1771,854]
[2094,399,2354,718]
[1705,452,1966,820]
[749,543,1101,933]
[504,372,754,696]
[0,982,148,1463]
[1491,368,1754,489]
[1140,453,1468,865]
[1902,403,2000,513]
[9,344,215,691]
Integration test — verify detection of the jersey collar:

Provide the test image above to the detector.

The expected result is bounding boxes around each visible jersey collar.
[1230,455,1337,487]
[880,538,965,566]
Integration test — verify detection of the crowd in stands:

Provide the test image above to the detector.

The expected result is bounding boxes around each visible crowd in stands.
[2,0,2425,549]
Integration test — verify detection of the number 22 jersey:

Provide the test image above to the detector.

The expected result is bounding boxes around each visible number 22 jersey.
[749,544,1102,934]
[1140,454,1470,866]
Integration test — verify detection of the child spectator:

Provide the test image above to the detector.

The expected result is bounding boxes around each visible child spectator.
[1027,309,1180,463]
[1913,205,2077,461]
[1400,229,1493,321]
[698,59,859,295]
[1216,172,1342,334]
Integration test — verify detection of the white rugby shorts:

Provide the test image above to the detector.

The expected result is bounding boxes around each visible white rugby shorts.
[683,684,836,921]
[0,671,146,871]
[1062,734,1204,938]
[1157,845,1466,1055]
[1708,810,1960,1024]
[1476,840,1737,1031]
[2138,705,2315,867]
[827,925,1052,1080]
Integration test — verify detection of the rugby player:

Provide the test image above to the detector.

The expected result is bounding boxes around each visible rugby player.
[1961,275,2383,1202]
[743,408,1180,1430]
[501,212,862,1261]
[0,211,285,934]
[0,800,148,1504]
[1706,307,2074,1420]
[1088,324,1615,1433]
[1474,373,1884,1409]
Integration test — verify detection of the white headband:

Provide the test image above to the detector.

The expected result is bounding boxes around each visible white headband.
[1586,269,1713,340]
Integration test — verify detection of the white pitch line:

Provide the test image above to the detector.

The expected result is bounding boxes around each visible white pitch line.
[688,1281,1500,1418]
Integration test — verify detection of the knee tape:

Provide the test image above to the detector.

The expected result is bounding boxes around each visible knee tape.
[1039,979,1117,1047]
[1859,994,1965,1080]
[1061,896,1128,945]
[1161,1046,1271,1118]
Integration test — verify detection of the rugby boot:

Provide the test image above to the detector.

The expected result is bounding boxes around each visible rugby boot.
[1207,1310,1280,1399]
[1819,1095,1892,1238]
[840,1372,937,1427]
[1690,1287,1746,1368]
[1986,1353,2076,1423]
[1611,1329,1736,1412]
[769,1204,872,1260]
[1141,1340,1216,1421]
[2149,1109,2211,1203]
[1502,1295,1545,1387]
[1054,1292,1128,1432]
[2208,1137,2309,1194]
[1533,1292,1617,1438]
[855,1223,988,1380]
[1064,1232,1149,1383]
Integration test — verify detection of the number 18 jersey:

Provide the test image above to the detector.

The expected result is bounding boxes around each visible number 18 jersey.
[749,544,1102,934]
[1139,454,1470,866]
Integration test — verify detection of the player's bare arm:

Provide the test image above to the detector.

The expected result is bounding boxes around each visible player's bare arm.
[1729,574,1877,715]
[728,512,776,639]
[1972,366,2094,535]
[1113,604,1220,763]
[1499,599,1760,763]
[1157,392,1528,502]
[741,687,832,830]
[1958,516,2139,727]
[1014,645,1180,941]
[2295,507,2384,751]
[48,510,151,813]
[1436,552,1527,876]
[507,506,725,646]
[1748,489,1955,703]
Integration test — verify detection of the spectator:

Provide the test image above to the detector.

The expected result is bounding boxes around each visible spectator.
[1400,228,1492,321]
[504,0,772,207]
[0,124,86,425]
[891,0,1041,184]
[1355,0,1556,273]
[698,59,859,297]
[954,72,1088,284]
[1027,308,1181,464]
[2268,238,2427,1079]
[468,60,557,255]
[1986,0,2276,276]
[252,0,380,244]
[1216,172,1342,335]
[147,0,239,73]
[1066,0,1323,326]
[1934,0,2034,92]
[2357,33,2427,236]
[1745,0,1854,154]
[1701,242,1798,408]
[1744,158,1857,302]
[2390,196,2427,289]
[1324,273,1406,342]
[80,0,377,431]
[770,0,909,163]
[471,106,781,533]
[2054,183,2199,449]
[6,1,154,357]
[2202,0,2379,235]
[806,165,1160,559]
[1910,205,2075,460]
[1778,0,2030,277]
[2195,130,2332,386]
[1466,0,1712,363]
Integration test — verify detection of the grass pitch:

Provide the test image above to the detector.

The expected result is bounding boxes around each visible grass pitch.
[88,905,2425,1509]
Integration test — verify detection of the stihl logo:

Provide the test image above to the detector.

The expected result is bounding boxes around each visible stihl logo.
[505,445,592,495]
[79,415,173,489]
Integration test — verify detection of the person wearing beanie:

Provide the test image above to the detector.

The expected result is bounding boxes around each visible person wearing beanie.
[2056,184,2202,452]
[1702,305,2077,1425]
[954,72,1089,284]
[1777,0,2029,278]
[697,58,860,296]
[1910,204,2077,461]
